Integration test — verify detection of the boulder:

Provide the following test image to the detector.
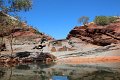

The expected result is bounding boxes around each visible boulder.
[33,52,56,62]
[0,43,6,51]
[51,47,57,52]
[16,51,31,58]
[58,46,68,51]
[33,45,46,49]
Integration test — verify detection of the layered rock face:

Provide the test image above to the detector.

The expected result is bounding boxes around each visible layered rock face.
[0,12,54,45]
[67,22,120,46]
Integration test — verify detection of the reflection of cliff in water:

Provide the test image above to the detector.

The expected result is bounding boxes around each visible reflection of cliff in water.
[68,70,120,80]
[15,62,56,70]
[35,62,56,69]
[0,69,5,79]
[89,70,120,80]
[15,62,55,70]
[15,64,31,70]
[0,62,119,80]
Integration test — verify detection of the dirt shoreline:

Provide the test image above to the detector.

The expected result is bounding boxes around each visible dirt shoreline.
[58,56,120,64]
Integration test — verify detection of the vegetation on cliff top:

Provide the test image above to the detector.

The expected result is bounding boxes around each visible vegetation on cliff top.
[78,16,89,26]
[0,0,32,13]
[94,16,118,26]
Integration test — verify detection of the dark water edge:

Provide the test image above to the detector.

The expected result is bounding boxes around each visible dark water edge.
[0,62,120,80]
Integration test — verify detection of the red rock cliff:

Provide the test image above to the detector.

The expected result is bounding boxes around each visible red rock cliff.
[67,22,120,46]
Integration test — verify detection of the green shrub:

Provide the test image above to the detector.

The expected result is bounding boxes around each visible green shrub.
[94,16,109,26]
[94,16,117,26]
[108,16,117,23]
[78,16,89,26]
[35,30,43,35]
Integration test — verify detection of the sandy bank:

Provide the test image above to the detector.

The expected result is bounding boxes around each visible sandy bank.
[58,56,120,64]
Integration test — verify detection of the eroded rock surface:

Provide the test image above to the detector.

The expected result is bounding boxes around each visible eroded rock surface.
[67,22,120,46]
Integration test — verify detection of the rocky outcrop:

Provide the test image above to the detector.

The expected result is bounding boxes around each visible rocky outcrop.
[67,22,120,46]
[0,43,6,51]
[0,52,56,64]
[0,12,54,45]
[11,27,53,44]
[51,47,57,52]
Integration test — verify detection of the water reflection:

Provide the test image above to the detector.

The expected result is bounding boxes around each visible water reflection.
[0,68,5,79]
[16,64,30,70]
[0,62,120,80]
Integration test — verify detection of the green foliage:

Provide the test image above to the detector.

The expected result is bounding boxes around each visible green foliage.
[0,0,33,34]
[108,16,117,23]
[0,13,20,31]
[35,30,43,35]
[78,16,89,26]
[94,16,117,26]
[11,0,32,12]
[34,27,43,35]
[0,0,32,12]
[94,16,109,26]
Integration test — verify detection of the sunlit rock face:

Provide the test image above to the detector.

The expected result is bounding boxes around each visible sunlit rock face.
[0,12,54,47]
[67,22,120,46]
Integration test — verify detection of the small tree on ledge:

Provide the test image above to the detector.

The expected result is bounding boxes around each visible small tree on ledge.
[78,16,89,27]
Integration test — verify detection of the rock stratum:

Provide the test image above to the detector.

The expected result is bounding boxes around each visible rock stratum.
[0,11,53,49]
[67,22,120,46]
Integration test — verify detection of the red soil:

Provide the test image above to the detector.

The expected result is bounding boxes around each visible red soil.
[58,56,120,64]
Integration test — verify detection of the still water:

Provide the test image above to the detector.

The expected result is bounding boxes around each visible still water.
[0,62,120,80]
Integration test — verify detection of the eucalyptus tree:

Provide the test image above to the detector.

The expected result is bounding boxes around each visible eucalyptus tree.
[78,16,89,26]
[0,0,32,56]
[0,0,32,13]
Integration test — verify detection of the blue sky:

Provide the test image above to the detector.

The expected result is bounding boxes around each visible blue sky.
[18,0,120,39]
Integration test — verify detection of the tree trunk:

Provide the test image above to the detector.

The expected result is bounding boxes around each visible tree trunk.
[1,37,4,44]
[8,67,13,80]
[10,34,13,57]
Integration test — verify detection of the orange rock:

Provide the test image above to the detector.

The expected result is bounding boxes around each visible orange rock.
[58,56,120,64]
[5,58,13,63]
[12,58,20,63]
[58,46,68,51]
[46,58,52,62]
[51,47,57,52]
[68,48,76,51]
